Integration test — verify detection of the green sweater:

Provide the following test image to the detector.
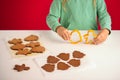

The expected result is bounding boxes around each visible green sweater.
[46,0,111,31]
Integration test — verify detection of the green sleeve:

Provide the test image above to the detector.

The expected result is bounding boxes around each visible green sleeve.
[97,0,112,31]
[46,0,62,31]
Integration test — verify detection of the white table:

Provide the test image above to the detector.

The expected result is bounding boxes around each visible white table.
[0,30,120,80]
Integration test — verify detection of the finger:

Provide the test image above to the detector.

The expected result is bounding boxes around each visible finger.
[94,36,104,45]
[63,32,68,40]
[60,31,68,40]
[61,35,65,40]
[57,32,66,40]
[66,31,71,40]
[93,35,101,45]
[94,39,103,45]
[62,30,70,40]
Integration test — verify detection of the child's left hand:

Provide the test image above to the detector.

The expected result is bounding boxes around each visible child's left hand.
[93,29,109,45]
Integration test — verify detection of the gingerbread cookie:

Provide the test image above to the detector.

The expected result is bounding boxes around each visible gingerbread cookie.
[8,38,22,44]
[41,64,55,72]
[47,56,60,64]
[67,59,80,67]
[24,35,39,41]
[73,50,85,58]
[25,42,40,48]
[41,50,86,72]
[10,44,25,50]
[31,46,45,53]
[13,64,30,72]
[16,49,31,55]
[57,62,70,70]
[57,53,70,61]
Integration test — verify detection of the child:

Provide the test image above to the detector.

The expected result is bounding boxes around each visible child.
[46,0,111,44]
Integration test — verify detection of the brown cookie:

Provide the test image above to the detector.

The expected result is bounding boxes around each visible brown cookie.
[24,35,39,41]
[10,44,25,50]
[31,46,45,53]
[47,56,60,64]
[57,62,70,70]
[57,53,70,61]
[73,50,85,58]
[16,49,31,55]
[67,59,80,67]
[8,38,22,44]
[41,64,55,72]
[13,64,30,72]
[25,42,40,48]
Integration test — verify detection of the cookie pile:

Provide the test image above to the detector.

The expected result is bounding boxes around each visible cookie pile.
[8,35,45,56]
[41,50,85,72]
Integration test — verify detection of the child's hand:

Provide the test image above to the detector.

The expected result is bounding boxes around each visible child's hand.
[56,26,70,40]
[93,29,109,45]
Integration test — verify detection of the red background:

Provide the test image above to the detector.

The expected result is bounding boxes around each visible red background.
[0,0,120,30]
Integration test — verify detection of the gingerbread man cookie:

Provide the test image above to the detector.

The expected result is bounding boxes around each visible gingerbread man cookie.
[16,49,31,55]
[13,64,30,72]
[10,44,25,50]
[31,46,45,53]
[25,42,40,48]
[8,38,22,44]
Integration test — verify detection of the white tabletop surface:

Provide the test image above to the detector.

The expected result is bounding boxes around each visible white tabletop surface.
[0,30,120,80]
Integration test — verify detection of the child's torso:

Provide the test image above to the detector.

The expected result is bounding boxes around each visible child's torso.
[60,0,97,30]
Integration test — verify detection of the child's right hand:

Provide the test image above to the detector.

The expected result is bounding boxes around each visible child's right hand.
[56,26,70,40]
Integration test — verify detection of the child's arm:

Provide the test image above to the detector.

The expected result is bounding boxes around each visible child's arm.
[97,0,111,31]
[46,0,62,31]
[46,0,70,40]
[94,0,112,44]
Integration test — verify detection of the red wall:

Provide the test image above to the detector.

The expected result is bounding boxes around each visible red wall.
[0,0,120,30]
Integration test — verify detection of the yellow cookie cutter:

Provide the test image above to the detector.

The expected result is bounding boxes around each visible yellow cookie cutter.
[69,30,82,44]
[83,30,97,44]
